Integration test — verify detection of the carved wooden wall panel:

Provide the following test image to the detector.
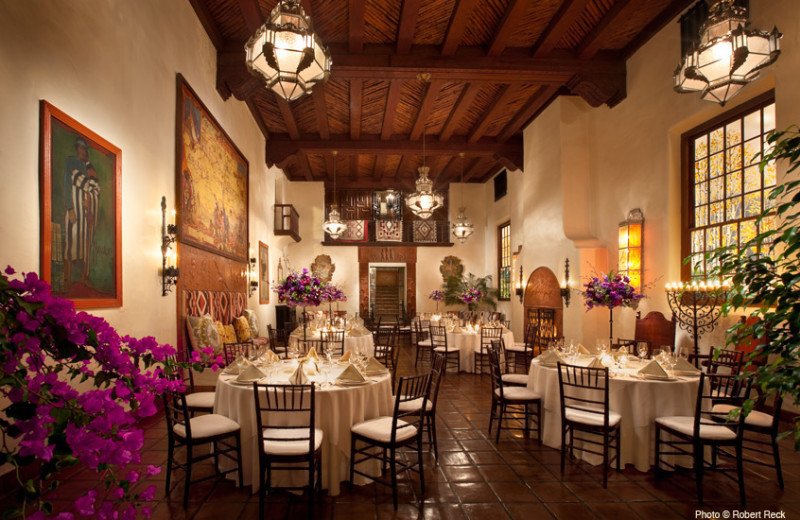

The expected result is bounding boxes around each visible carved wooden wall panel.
[523,266,564,338]
[327,189,373,220]
[175,243,246,350]
[358,246,417,318]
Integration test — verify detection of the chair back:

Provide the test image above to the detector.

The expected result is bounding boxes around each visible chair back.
[415,319,431,343]
[708,348,744,377]
[697,373,749,439]
[297,339,325,356]
[428,352,446,413]
[268,324,289,348]
[391,373,432,443]
[556,362,612,429]
[634,311,676,353]
[490,339,513,374]
[429,325,448,350]
[487,344,505,398]
[168,349,197,391]
[163,390,192,440]
[253,384,316,455]
[374,326,398,365]
[224,342,249,365]
[480,326,503,348]
[321,330,345,356]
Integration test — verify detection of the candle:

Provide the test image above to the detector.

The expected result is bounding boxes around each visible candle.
[171,209,176,226]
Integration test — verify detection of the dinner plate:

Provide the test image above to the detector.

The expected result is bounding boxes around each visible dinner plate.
[230,378,263,385]
[673,370,701,377]
[336,380,368,386]
[636,373,677,381]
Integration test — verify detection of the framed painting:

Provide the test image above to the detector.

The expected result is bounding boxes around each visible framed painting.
[258,241,269,304]
[176,74,248,262]
[39,101,122,308]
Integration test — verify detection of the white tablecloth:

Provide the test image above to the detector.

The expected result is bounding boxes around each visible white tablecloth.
[214,363,393,495]
[288,332,374,357]
[447,330,515,373]
[527,358,700,471]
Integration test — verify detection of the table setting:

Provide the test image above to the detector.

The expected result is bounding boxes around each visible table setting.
[434,316,515,373]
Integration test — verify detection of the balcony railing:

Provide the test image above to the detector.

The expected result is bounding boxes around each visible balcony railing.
[322,219,453,246]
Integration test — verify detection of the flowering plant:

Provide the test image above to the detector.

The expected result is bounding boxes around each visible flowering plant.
[443,272,498,311]
[0,266,221,520]
[581,271,644,310]
[460,287,483,305]
[321,284,347,303]
[428,290,444,312]
[273,269,323,307]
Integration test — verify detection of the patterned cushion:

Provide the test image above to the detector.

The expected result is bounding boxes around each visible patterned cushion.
[221,324,237,345]
[185,315,201,350]
[233,316,251,342]
[191,314,222,355]
[241,309,259,338]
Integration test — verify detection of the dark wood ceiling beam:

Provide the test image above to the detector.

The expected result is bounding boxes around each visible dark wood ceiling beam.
[393,156,410,179]
[236,0,265,34]
[245,98,270,139]
[432,156,459,183]
[297,153,313,181]
[623,0,696,59]
[441,0,479,56]
[373,155,388,178]
[467,84,518,143]
[396,0,421,55]
[497,85,560,142]
[577,0,634,59]
[463,157,489,181]
[487,0,531,57]
[380,81,403,140]
[187,0,225,49]
[531,0,593,58]
[312,83,331,140]
[349,0,366,53]
[350,79,362,139]
[275,96,300,139]
[440,83,481,142]
[409,80,445,141]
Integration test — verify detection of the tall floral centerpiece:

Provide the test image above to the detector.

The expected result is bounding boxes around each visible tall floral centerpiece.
[321,283,347,325]
[274,269,323,340]
[0,266,221,520]
[428,290,444,313]
[582,270,644,344]
[460,287,483,311]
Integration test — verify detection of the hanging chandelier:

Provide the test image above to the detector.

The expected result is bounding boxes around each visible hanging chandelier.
[673,0,780,106]
[406,75,443,220]
[245,0,332,102]
[451,153,474,243]
[323,151,347,240]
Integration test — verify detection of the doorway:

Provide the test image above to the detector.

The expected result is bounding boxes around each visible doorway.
[369,264,406,320]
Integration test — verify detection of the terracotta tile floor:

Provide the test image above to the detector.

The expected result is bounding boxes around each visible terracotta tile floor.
[7,345,800,519]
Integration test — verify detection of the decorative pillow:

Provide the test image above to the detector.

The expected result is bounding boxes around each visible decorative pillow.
[233,316,251,342]
[242,309,259,338]
[191,314,222,355]
[223,324,238,345]
[185,315,201,350]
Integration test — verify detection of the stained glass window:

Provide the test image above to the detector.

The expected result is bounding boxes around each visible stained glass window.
[498,221,511,300]
[684,97,776,280]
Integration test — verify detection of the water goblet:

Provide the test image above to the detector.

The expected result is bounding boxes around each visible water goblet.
[636,342,649,363]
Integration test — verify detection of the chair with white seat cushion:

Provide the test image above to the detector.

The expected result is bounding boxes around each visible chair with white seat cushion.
[253,383,322,519]
[398,351,446,460]
[170,349,215,415]
[488,345,541,444]
[557,362,621,488]
[475,326,502,375]
[505,322,538,373]
[350,372,432,509]
[430,325,459,373]
[655,373,750,508]
[413,318,432,367]
[492,339,528,387]
[163,390,243,507]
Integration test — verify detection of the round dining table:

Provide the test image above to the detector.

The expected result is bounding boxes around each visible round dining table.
[527,357,701,471]
[447,329,515,373]
[213,362,393,495]
[288,331,375,357]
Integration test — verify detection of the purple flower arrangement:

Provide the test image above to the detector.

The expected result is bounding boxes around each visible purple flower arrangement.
[460,287,483,306]
[273,269,324,307]
[428,290,444,301]
[582,271,644,310]
[0,266,221,519]
[321,284,347,303]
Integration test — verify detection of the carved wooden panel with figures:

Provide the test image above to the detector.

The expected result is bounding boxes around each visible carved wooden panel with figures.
[327,189,373,220]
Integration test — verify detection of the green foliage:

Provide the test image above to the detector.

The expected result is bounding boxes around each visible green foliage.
[442,272,499,311]
[707,125,800,449]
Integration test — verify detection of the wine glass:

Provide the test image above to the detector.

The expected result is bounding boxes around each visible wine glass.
[636,342,649,363]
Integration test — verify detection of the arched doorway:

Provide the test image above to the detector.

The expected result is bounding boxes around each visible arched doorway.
[523,266,564,340]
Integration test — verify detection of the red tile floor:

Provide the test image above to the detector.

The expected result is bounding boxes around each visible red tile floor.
[7,345,799,519]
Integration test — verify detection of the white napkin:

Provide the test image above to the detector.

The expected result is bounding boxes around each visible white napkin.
[338,351,352,363]
[261,349,280,364]
[349,325,369,337]
[638,359,668,378]
[365,357,388,376]
[452,325,462,333]
[537,349,562,365]
[587,356,605,369]
[336,364,366,383]
[288,364,310,385]
[674,357,701,374]
[222,354,245,375]
[236,362,266,382]
[577,344,591,355]
[303,347,319,362]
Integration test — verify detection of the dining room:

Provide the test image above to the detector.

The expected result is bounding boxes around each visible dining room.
[1,0,799,519]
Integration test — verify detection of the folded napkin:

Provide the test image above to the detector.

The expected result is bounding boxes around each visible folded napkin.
[674,357,701,374]
[336,364,366,383]
[236,362,266,382]
[638,359,668,378]
[537,349,562,365]
[577,344,591,355]
[288,364,310,385]
[222,355,245,375]
[338,351,352,363]
[304,347,319,361]
[587,356,605,369]
[365,357,388,375]
[349,325,369,337]
[452,325,462,333]
[261,349,280,364]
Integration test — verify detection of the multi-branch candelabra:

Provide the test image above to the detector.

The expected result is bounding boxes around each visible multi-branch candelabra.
[665,281,728,367]
[161,196,179,296]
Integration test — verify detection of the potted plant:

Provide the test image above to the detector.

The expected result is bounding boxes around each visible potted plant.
[442,273,498,314]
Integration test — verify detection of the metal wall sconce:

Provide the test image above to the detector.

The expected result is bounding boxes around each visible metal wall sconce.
[512,246,523,303]
[560,258,571,308]
[618,208,644,293]
[247,246,258,297]
[516,265,524,303]
[161,196,179,296]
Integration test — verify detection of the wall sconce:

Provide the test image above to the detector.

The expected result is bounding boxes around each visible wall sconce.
[516,265,524,303]
[560,258,571,307]
[618,208,644,293]
[512,246,523,303]
[161,196,179,296]
[247,246,258,297]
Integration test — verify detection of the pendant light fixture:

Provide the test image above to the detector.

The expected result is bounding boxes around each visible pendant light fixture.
[673,0,780,106]
[245,0,332,102]
[406,74,444,220]
[451,153,474,243]
[323,151,347,240]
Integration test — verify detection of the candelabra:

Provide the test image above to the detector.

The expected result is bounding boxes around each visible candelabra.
[161,196,179,296]
[665,281,728,367]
